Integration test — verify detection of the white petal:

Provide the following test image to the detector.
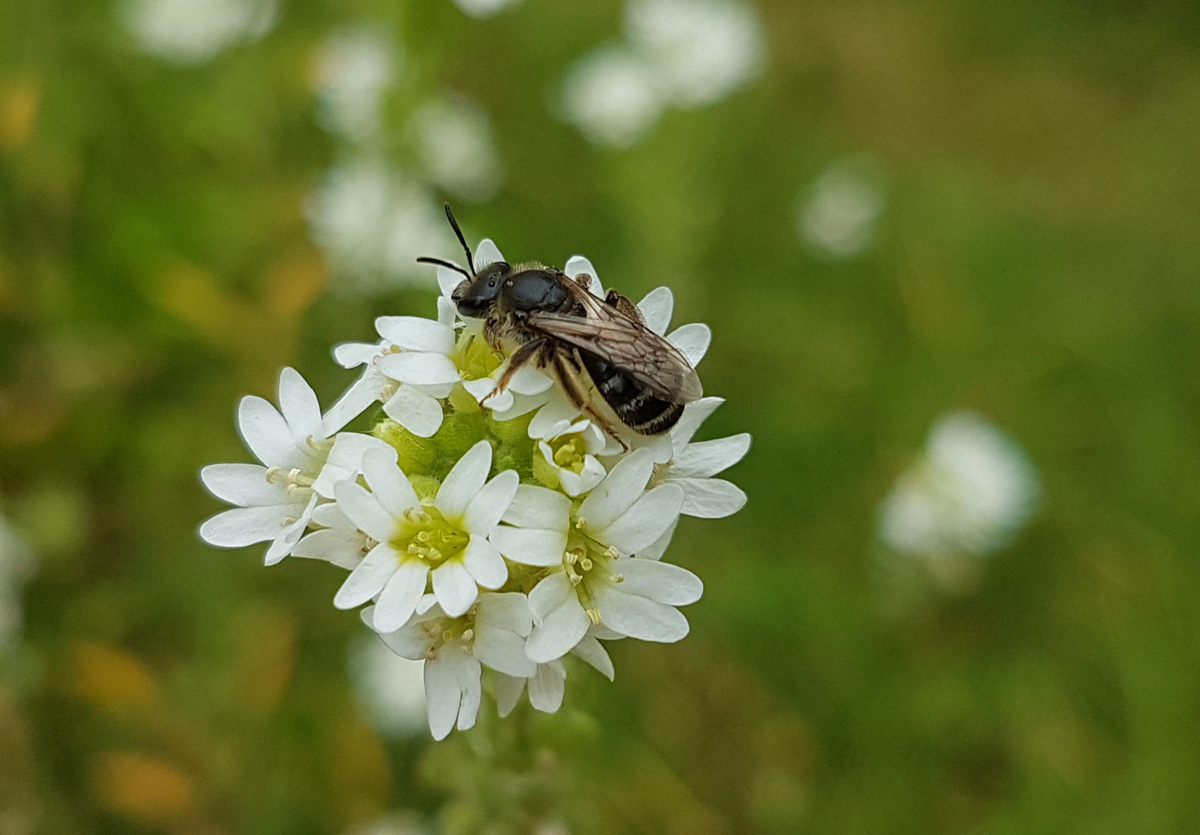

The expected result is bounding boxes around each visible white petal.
[556,455,606,498]
[432,560,479,617]
[464,470,519,534]
[677,478,747,518]
[438,265,465,298]
[462,535,508,589]
[502,485,571,530]
[377,351,461,387]
[494,673,525,718]
[263,495,317,565]
[528,662,566,713]
[200,463,286,506]
[322,372,382,436]
[476,592,533,636]
[424,653,465,740]
[526,594,590,663]
[371,560,431,632]
[593,587,690,642]
[291,527,364,570]
[237,395,299,469]
[636,516,677,561]
[637,287,674,335]
[564,255,604,296]
[617,559,703,605]
[313,433,397,499]
[475,238,504,269]
[435,440,492,522]
[473,626,536,678]
[672,434,751,479]
[527,572,572,622]
[332,340,381,368]
[463,377,513,413]
[374,316,455,353]
[382,385,444,438]
[490,527,567,567]
[576,448,655,532]
[454,652,483,732]
[361,448,420,517]
[334,542,399,609]
[277,367,322,442]
[333,479,395,542]
[528,397,581,440]
[198,505,294,547]
[507,364,553,395]
[672,397,724,449]
[571,636,615,680]
[597,484,683,555]
[437,295,458,327]
[377,617,435,659]
[667,323,712,367]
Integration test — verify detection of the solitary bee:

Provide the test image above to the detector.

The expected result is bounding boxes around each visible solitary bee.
[418,205,703,440]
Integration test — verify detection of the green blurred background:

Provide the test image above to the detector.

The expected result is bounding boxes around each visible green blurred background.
[3,0,1200,832]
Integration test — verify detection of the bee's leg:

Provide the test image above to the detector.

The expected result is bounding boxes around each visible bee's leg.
[551,350,630,452]
[480,338,544,406]
[604,289,644,323]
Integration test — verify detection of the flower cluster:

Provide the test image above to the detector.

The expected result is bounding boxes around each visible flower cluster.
[199,236,749,739]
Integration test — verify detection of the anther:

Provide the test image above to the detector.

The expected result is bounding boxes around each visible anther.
[604,545,619,559]
[586,608,602,626]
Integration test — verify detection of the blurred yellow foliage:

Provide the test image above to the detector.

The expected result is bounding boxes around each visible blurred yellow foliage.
[90,751,196,825]
[71,641,159,714]
[230,605,296,712]
[0,80,39,150]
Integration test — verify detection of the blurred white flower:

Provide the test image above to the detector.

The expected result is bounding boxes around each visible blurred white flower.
[879,412,1039,559]
[341,812,429,835]
[559,46,665,148]
[411,96,503,201]
[306,160,453,293]
[0,512,35,648]
[450,0,523,19]
[348,632,427,737]
[625,0,766,107]
[798,161,886,259]
[313,26,401,143]
[122,0,276,65]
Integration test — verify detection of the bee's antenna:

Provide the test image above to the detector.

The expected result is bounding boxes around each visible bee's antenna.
[416,256,471,278]
[443,203,475,274]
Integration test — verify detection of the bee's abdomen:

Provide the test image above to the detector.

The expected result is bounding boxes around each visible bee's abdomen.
[581,354,683,435]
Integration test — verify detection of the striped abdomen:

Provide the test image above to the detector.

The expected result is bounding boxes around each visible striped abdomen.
[580,353,684,435]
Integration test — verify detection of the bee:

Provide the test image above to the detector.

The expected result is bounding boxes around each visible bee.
[418,205,703,440]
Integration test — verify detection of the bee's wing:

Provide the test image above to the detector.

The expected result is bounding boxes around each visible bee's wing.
[526,285,703,403]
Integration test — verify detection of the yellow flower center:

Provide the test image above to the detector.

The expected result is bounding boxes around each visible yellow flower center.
[450,332,503,382]
[549,433,589,474]
[392,505,469,567]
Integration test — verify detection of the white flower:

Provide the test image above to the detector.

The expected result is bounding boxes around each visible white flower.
[370,592,535,740]
[450,0,523,19]
[313,26,400,143]
[528,401,617,497]
[333,441,531,630]
[559,46,665,148]
[798,159,886,259]
[306,160,453,294]
[410,95,502,201]
[0,513,35,648]
[625,0,766,108]
[199,368,392,565]
[347,632,427,737]
[291,504,370,570]
[879,412,1039,558]
[497,450,698,663]
[121,0,276,65]
[495,634,615,716]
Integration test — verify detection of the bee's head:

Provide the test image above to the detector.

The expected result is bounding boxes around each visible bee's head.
[452,261,511,319]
